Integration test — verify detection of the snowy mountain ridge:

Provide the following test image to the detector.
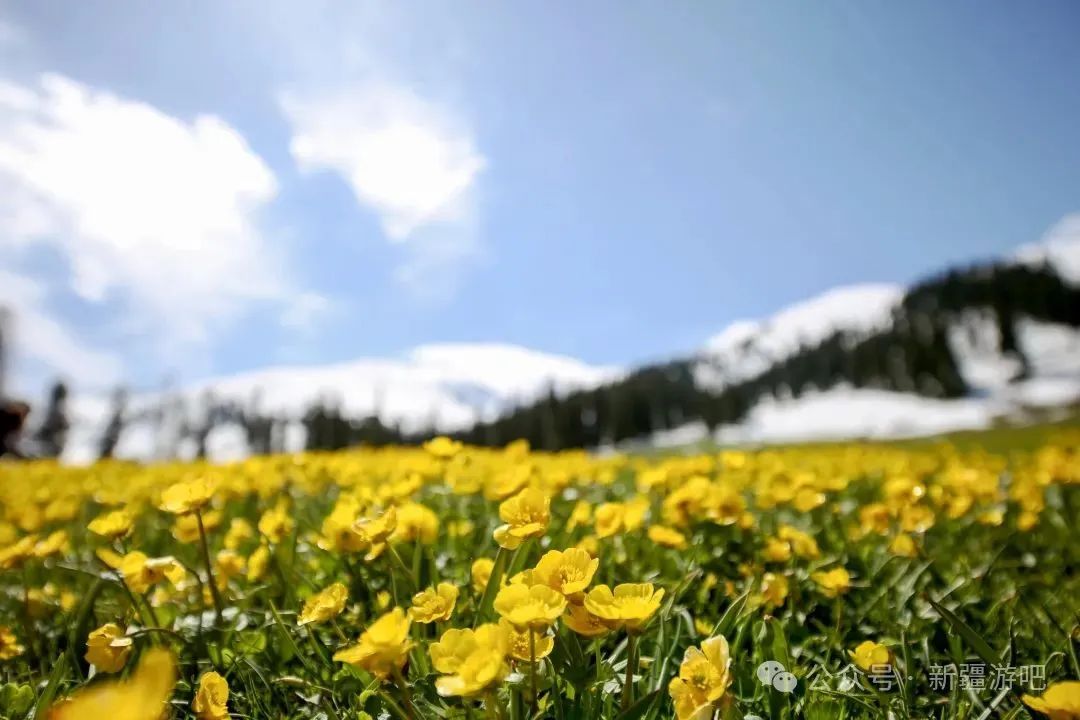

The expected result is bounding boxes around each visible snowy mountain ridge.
[61,343,621,463]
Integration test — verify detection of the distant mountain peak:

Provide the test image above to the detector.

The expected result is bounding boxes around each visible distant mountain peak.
[698,283,903,389]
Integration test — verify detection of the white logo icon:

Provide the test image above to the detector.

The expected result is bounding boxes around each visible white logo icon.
[756,660,798,694]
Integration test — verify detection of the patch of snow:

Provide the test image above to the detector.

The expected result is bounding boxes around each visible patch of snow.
[950,312,1080,394]
[649,421,710,449]
[696,284,903,390]
[711,386,999,445]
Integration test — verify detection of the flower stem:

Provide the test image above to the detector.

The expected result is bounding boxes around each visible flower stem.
[485,689,504,720]
[529,627,538,717]
[195,509,225,626]
[392,667,417,720]
[330,617,349,644]
[622,634,638,710]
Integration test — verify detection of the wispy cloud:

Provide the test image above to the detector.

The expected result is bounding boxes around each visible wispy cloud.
[280,82,486,298]
[0,73,302,379]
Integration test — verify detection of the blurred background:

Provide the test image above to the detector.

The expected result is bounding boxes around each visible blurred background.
[1,1,1078,462]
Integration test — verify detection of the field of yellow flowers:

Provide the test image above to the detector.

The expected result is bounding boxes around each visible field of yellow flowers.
[0,433,1078,719]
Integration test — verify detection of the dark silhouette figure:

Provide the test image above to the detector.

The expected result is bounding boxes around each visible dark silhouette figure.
[0,400,31,458]
[35,381,70,458]
[99,388,128,459]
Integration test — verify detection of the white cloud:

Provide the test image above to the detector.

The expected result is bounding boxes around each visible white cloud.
[0,269,123,390]
[280,291,333,332]
[0,73,290,363]
[280,83,485,293]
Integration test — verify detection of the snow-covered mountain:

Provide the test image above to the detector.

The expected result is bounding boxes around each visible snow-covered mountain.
[61,343,621,464]
[651,232,1080,450]
[694,283,903,390]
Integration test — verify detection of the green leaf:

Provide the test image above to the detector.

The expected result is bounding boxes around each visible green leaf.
[713,589,752,638]
[614,688,661,720]
[32,654,68,720]
[927,596,1000,665]
[474,546,509,626]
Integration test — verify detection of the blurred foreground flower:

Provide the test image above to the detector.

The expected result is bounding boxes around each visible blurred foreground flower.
[1022,681,1080,719]
[48,648,176,720]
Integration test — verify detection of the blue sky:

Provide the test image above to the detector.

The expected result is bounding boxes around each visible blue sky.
[1,1,1078,393]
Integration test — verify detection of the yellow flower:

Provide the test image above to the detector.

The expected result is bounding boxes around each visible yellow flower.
[0,626,24,660]
[48,648,176,720]
[501,619,554,662]
[668,635,732,720]
[0,535,36,570]
[409,583,459,623]
[900,504,935,533]
[299,582,348,626]
[215,550,246,582]
[88,509,134,540]
[247,544,271,583]
[594,502,625,538]
[494,584,567,629]
[333,608,413,679]
[85,623,132,673]
[424,436,464,460]
[761,537,792,563]
[353,506,398,561]
[429,624,509,697]
[224,518,254,550]
[760,572,789,609]
[849,640,890,672]
[811,567,851,598]
[258,500,294,545]
[118,552,186,595]
[471,557,495,594]
[318,495,367,553]
[563,603,610,637]
[33,530,69,559]
[391,501,439,545]
[173,509,222,544]
[777,525,820,559]
[576,534,600,557]
[794,487,826,512]
[648,525,688,550]
[192,671,229,720]
[567,500,592,531]
[485,465,532,501]
[448,520,474,538]
[583,583,665,633]
[1022,681,1080,720]
[159,476,217,515]
[494,487,550,549]
[531,548,599,598]
[888,534,918,558]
